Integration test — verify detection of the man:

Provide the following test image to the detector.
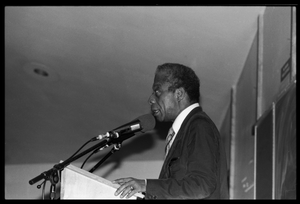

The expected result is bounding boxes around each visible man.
[113,63,229,199]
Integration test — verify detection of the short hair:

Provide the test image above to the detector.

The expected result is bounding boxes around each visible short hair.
[156,63,200,103]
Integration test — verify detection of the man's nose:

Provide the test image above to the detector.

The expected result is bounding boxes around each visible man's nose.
[148,93,156,105]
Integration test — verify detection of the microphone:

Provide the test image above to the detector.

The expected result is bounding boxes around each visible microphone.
[94,114,155,141]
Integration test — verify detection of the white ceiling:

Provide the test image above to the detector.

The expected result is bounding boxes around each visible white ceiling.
[5,6,265,165]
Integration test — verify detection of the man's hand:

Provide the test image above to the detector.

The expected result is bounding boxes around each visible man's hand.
[112,177,146,198]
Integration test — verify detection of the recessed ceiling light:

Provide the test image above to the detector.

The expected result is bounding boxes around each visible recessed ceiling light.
[33,68,49,77]
[23,62,59,82]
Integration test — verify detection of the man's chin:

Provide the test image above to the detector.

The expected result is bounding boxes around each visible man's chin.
[154,114,164,122]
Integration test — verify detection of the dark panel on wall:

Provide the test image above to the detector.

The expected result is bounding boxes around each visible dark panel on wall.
[274,82,296,199]
[255,108,273,199]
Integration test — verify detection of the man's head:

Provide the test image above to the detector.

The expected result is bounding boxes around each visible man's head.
[148,63,200,122]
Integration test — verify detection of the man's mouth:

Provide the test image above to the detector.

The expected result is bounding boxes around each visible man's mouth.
[152,109,160,116]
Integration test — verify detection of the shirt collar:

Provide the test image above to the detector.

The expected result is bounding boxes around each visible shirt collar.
[172,103,200,134]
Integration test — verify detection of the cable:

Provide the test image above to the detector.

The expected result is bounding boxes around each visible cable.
[81,148,99,169]
[42,180,46,200]
[66,138,94,161]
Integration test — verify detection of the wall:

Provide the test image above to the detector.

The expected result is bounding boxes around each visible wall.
[227,6,295,199]
[260,7,292,117]
[256,6,295,199]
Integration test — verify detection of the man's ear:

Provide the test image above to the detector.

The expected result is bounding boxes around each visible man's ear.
[175,87,185,101]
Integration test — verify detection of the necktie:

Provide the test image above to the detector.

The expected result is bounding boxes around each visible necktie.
[165,127,175,157]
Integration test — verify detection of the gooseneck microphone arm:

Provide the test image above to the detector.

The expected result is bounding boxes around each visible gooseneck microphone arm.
[28,128,143,186]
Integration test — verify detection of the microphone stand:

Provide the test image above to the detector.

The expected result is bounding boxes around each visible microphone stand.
[29,131,136,199]
[29,138,111,186]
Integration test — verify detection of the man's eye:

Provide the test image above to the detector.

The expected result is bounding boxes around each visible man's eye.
[153,90,160,96]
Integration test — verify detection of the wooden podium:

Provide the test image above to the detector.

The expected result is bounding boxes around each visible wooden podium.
[60,164,144,199]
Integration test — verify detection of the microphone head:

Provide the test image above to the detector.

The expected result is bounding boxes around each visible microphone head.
[138,114,156,132]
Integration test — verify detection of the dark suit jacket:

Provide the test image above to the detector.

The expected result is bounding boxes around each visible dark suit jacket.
[145,106,229,199]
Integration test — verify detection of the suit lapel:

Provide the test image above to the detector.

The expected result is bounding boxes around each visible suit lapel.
[158,106,203,179]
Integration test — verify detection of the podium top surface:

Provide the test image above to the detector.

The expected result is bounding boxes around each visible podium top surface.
[61,164,144,199]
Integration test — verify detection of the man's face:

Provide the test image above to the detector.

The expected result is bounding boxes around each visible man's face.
[148,71,178,122]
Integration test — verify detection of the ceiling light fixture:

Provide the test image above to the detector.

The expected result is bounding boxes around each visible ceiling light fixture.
[23,62,59,82]
[33,68,49,77]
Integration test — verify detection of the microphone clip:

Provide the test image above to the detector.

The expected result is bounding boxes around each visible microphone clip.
[96,131,119,140]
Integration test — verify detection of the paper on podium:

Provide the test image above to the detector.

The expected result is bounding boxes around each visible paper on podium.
[60,164,144,199]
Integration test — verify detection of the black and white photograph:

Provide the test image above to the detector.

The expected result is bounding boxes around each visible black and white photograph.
[5,5,296,199]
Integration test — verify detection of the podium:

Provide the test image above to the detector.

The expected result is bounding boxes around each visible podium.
[60,164,144,199]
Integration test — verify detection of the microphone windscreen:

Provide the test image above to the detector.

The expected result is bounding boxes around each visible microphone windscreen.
[138,114,156,132]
